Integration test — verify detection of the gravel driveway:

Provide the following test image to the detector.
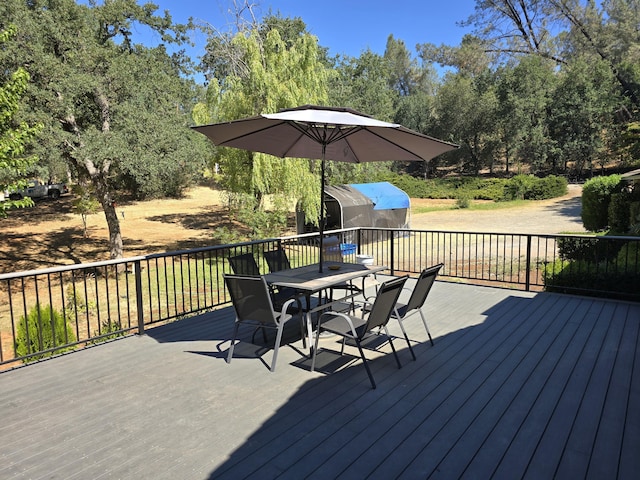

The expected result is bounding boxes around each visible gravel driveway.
[411,184,586,235]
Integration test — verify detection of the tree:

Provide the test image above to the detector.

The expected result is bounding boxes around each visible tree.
[434,69,500,175]
[197,13,329,229]
[0,0,207,259]
[0,25,42,217]
[547,57,619,175]
[495,56,556,174]
[71,184,101,238]
[465,0,640,111]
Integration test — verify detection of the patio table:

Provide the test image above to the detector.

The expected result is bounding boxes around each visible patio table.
[264,261,386,353]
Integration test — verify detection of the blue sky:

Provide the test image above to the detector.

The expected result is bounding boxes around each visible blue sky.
[142,0,477,63]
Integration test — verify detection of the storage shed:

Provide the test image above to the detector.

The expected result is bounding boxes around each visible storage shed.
[296,182,410,234]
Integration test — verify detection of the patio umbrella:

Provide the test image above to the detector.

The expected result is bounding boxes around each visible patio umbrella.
[192,105,458,271]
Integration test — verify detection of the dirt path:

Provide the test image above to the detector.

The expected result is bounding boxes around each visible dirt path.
[1,185,585,273]
[410,184,585,235]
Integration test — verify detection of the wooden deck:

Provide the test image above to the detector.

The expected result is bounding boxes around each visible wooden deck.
[0,280,638,479]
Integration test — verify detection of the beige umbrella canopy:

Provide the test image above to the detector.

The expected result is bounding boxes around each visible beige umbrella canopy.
[621,168,640,181]
[192,105,458,271]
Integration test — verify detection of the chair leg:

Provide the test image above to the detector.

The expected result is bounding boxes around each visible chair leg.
[227,322,240,364]
[419,310,434,346]
[311,325,322,372]
[383,326,403,369]
[270,324,285,372]
[354,338,376,389]
[396,318,416,361]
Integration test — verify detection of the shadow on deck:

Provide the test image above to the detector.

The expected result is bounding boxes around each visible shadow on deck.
[1,281,638,479]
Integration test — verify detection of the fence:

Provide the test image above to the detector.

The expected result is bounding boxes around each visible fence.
[1,228,638,367]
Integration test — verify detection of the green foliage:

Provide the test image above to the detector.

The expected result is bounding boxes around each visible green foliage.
[630,201,640,235]
[373,171,567,203]
[197,23,328,227]
[91,320,125,344]
[0,24,41,217]
[544,239,640,301]
[502,174,567,201]
[212,226,245,246]
[15,304,76,362]
[0,0,206,257]
[71,184,101,237]
[581,175,622,231]
[455,192,471,209]
[238,196,289,240]
[556,235,622,262]
[608,193,632,234]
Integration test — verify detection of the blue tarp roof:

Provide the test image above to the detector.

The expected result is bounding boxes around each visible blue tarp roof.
[349,182,410,210]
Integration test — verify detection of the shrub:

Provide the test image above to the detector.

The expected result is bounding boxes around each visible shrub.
[581,174,621,231]
[503,174,536,200]
[546,237,640,301]
[557,235,625,262]
[608,193,632,234]
[543,257,640,300]
[502,174,567,201]
[91,320,125,344]
[15,304,76,362]
[455,192,471,209]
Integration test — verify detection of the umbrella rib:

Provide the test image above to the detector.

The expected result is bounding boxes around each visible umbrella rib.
[287,121,364,149]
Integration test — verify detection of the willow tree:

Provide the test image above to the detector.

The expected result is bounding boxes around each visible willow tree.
[195,16,329,229]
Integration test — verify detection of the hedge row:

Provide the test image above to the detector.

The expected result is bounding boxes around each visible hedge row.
[373,172,568,201]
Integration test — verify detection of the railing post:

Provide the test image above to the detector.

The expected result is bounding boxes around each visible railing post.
[525,235,532,292]
[135,260,145,335]
[390,230,395,275]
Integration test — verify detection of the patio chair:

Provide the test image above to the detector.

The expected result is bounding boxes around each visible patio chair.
[224,274,303,372]
[228,252,261,276]
[392,263,443,347]
[229,253,305,344]
[264,247,291,272]
[311,275,408,389]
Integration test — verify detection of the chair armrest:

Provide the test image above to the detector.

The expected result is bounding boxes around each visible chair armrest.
[319,311,358,337]
[275,297,298,325]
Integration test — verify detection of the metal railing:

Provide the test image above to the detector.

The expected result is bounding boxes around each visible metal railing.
[1,228,638,367]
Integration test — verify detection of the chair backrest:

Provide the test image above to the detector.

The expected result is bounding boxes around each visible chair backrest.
[224,274,276,325]
[264,248,291,272]
[228,253,261,276]
[363,276,407,334]
[405,263,443,313]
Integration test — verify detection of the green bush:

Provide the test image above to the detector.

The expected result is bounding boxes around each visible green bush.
[581,175,621,231]
[15,304,76,362]
[455,192,471,208]
[502,174,567,201]
[557,235,626,262]
[503,174,536,200]
[372,172,567,202]
[608,193,632,234]
[90,320,125,344]
[543,257,640,300]
[545,237,640,300]
[630,201,640,235]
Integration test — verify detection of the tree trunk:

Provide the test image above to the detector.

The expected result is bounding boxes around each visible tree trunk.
[92,175,123,260]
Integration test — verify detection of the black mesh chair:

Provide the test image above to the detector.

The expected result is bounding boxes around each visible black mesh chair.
[263,248,292,272]
[392,263,443,347]
[224,274,303,372]
[228,252,305,344]
[311,275,408,389]
[228,253,261,277]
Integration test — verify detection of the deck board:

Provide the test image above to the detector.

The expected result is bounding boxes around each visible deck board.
[0,281,638,479]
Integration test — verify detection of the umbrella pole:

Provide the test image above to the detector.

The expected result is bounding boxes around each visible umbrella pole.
[318,150,326,273]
